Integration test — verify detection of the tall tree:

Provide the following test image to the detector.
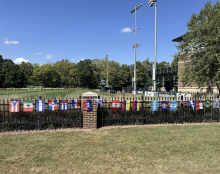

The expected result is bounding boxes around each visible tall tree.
[175,1,220,92]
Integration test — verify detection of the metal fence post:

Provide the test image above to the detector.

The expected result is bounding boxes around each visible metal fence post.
[39,96,42,130]
[217,95,219,123]
[79,96,82,128]
[181,95,183,124]
[142,95,144,125]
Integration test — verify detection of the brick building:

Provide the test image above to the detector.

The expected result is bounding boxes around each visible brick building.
[172,35,218,93]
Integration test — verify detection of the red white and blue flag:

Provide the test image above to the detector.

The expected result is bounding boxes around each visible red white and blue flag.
[180,101,188,106]
[9,100,19,112]
[72,99,80,108]
[83,99,92,111]
[48,100,58,111]
[60,100,68,110]
[196,100,203,110]
[161,101,168,111]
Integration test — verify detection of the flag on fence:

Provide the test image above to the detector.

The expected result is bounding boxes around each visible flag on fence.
[60,100,68,110]
[213,99,219,109]
[196,100,203,110]
[94,99,103,107]
[36,100,45,111]
[132,100,139,111]
[161,101,168,111]
[205,99,211,109]
[112,100,120,110]
[72,99,80,108]
[188,100,195,110]
[151,101,158,111]
[122,100,130,111]
[144,101,151,107]
[103,99,112,107]
[170,101,177,111]
[9,100,19,112]
[23,100,33,112]
[48,100,58,111]
[180,101,188,106]
[83,99,92,111]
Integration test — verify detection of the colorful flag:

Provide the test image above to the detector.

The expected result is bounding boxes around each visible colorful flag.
[151,101,158,111]
[205,99,211,109]
[161,101,168,111]
[213,99,219,108]
[143,101,151,108]
[196,100,203,110]
[36,100,45,111]
[9,100,19,112]
[103,99,112,107]
[132,100,139,111]
[48,100,58,111]
[188,100,195,110]
[94,99,103,107]
[60,100,68,110]
[122,100,130,111]
[180,101,188,106]
[112,100,120,110]
[72,99,80,108]
[23,100,33,112]
[170,101,177,111]
[83,99,92,111]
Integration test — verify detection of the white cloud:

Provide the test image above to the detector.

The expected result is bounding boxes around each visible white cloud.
[36,52,41,55]
[13,58,29,64]
[78,59,84,62]
[4,40,19,44]
[121,27,132,33]
[72,59,74,62]
[45,54,52,59]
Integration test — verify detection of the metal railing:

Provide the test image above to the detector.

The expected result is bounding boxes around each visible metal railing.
[0,96,82,132]
[97,95,220,127]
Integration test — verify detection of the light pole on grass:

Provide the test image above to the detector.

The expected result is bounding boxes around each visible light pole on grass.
[148,0,157,92]
[131,3,143,92]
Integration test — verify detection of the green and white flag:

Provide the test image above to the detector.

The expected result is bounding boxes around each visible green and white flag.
[23,100,33,112]
[204,99,211,109]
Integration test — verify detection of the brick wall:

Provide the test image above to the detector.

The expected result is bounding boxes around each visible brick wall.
[82,93,98,129]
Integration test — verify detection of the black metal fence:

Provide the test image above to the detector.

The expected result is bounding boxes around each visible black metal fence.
[97,95,220,127]
[0,96,82,132]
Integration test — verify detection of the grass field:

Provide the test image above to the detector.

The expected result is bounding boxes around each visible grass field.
[0,89,145,100]
[1,124,220,174]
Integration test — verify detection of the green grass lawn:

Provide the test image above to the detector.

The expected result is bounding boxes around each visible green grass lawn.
[1,124,220,174]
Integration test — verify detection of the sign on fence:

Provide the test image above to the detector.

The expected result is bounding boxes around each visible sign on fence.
[158,92,176,97]
[145,92,158,97]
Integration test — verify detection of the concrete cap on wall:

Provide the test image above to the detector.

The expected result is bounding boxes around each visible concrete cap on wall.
[82,92,98,97]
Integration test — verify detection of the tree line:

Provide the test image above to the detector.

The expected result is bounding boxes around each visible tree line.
[0,55,176,89]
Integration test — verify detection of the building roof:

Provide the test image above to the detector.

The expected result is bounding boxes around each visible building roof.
[172,35,185,42]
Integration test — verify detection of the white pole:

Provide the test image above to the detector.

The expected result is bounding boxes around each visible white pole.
[134,6,137,91]
[154,1,157,92]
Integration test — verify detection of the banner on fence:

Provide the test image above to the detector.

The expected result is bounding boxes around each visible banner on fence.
[145,92,158,97]
[158,92,176,97]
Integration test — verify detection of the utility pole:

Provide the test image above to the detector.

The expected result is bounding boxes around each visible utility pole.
[106,55,108,86]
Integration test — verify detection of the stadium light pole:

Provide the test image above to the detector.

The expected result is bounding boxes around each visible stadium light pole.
[148,0,157,91]
[131,3,142,92]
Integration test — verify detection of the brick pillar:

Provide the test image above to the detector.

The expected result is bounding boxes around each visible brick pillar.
[82,92,98,129]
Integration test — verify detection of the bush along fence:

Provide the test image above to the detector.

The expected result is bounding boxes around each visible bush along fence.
[0,96,82,132]
[0,92,220,132]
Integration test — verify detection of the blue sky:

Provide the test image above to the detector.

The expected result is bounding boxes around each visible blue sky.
[0,0,217,65]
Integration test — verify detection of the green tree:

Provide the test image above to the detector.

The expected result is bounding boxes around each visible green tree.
[76,59,96,88]
[117,64,131,87]
[175,1,220,92]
